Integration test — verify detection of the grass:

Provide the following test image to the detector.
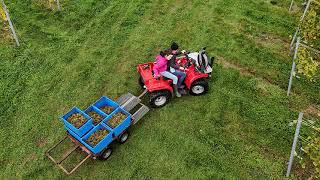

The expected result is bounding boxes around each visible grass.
[0,0,319,179]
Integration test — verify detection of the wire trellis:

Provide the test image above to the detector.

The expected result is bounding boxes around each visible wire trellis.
[286,112,320,177]
[287,0,320,96]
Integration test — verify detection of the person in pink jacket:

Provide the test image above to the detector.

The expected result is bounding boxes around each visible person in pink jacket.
[153,51,181,97]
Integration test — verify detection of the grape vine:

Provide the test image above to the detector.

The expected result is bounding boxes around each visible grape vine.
[300,136,320,178]
[296,0,320,81]
[0,4,11,43]
[293,1,320,178]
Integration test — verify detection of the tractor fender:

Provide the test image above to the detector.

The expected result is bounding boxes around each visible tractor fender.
[185,73,208,89]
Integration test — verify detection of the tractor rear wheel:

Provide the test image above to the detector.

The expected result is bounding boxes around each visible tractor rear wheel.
[149,90,171,108]
[189,79,208,96]
[99,148,112,160]
[118,131,129,144]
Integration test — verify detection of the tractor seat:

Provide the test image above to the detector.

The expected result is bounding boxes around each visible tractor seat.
[151,70,173,83]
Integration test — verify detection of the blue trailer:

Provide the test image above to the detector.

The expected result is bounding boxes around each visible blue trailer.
[45,92,149,175]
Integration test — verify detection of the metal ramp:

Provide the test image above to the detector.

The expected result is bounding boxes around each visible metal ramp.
[117,93,141,112]
[132,104,149,124]
[116,91,149,124]
[116,93,135,106]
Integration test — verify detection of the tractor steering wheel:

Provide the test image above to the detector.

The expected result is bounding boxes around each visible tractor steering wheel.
[184,52,193,68]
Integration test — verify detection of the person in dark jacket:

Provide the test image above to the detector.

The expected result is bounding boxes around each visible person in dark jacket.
[166,42,186,92]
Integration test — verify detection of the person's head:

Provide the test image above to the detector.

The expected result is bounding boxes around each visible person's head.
[160,49,171,57]
[159,51,165,57]
[170,42,179,54]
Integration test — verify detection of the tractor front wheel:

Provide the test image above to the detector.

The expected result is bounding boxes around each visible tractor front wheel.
[189,79,208,96]
[149,90,171,108]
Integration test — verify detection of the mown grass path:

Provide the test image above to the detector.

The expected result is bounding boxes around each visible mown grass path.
[0,0,318,178]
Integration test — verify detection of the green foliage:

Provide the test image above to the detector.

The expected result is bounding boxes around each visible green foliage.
[296,47,319,81]
[0,4,6,21]
[300,136,320,178]
[305,136,320,177]
[297,1,320,81]
[295,2,320,178]
[300,1,320,45]
[0,4,11,43]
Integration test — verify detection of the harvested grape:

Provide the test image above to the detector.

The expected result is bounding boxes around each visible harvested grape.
[107,112,126,128]
[88,111,104,125]
[67,113,88,128]
[100,105,114,114]
[86,129,109,147]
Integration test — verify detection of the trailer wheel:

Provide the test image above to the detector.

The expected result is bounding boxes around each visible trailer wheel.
[149,90,171,108]
[118,131,129,144]
[189,79,208,96]
[99,148,112,160]
[139,76,145,89]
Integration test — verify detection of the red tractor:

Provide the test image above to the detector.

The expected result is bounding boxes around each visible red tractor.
[137,47,214,108]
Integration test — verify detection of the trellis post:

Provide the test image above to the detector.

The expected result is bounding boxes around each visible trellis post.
[55,0,61,11]
[287,37,301,96]
[286,112,304,177]
[301,0,311,21]
[289,0,294,11]
[290,28,299,52]
[1,0,19,46]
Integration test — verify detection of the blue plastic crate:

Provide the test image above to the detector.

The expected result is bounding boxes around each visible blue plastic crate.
[93,96,119,115]
[81,124,114,154]
[85,105,107,126]
[61,107,94,137]
[104,107,131,137]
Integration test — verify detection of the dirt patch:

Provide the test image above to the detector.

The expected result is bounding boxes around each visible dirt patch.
[106,112,127,128]
[260,146,285,161]
[86,129,109,147]
[304,105,320,117]
[32,0,59,10]
[218,57,278,85]
[35,138,47,148]
[259,32,290,45]
[87,111,104,125]
[0,23,13,43]
[292,161,316,179]
[243,31,290,56]
[22,153,36,166]
[67,113,88,128]
[217,57,255,77]
[289,4,301,14]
